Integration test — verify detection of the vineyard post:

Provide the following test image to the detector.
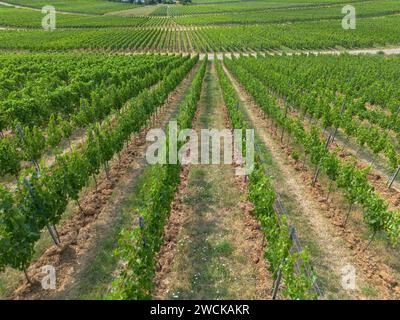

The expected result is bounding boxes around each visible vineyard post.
[328,101,346,145]
[22,178,61,246]
[93,174,98,191]
[47,225,61,246]
[17,128,61,243]
[23,270,32,285]
[117,152,122,168]
[388,107,400,189]
[388,165,400,189]
[16,124,40,173]
[104,162,111,180]
[139,216,146,246]
[364,230,377,252]
[311,132,332,187]
[288,226,296,241]
[312,102,346,186]
[280,98,288,142]
[342,202,353,228]
[328,124,338,145]
[271,260,284,300]
[271,227,295,300]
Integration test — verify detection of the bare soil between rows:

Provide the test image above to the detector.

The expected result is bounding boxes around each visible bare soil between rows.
[153,62,272,300]
[269,90,400,211]
[8,63,200,300]
[223,62,400,300]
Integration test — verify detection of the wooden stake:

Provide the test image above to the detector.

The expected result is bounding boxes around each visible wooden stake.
[104,162,111,180]
[272,264,283,300]
[76,199,84,214]
[47,225,61,246]
[93,175,98,192]
[363,230,377,252]
[388,165,400,189]
[342,202,353,228]
[24,270,32,285]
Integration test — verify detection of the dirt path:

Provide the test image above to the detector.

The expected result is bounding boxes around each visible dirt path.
[222,63,400,300]
[266,89,400,209]
[246,74,400,284]
[6,63,200,300]
[153,61,272,300]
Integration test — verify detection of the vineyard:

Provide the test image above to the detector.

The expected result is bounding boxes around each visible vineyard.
[0,0,400,304]
[0,14,400,52]
[1,0,140,14]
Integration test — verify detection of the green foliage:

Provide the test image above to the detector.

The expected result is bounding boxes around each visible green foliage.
[0,53,182,177]
[19,125,46,164]
[225,56,400,245]
[291,150,300,161]
[232,54,400,169]
[0,137,21,178]
[108,58,207,299]
[0,55,198,272]
[174,1,400,25]
[1,12,400,52]
[47,115,64,149]
[216,58,316,300]
[4,0,140,15]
